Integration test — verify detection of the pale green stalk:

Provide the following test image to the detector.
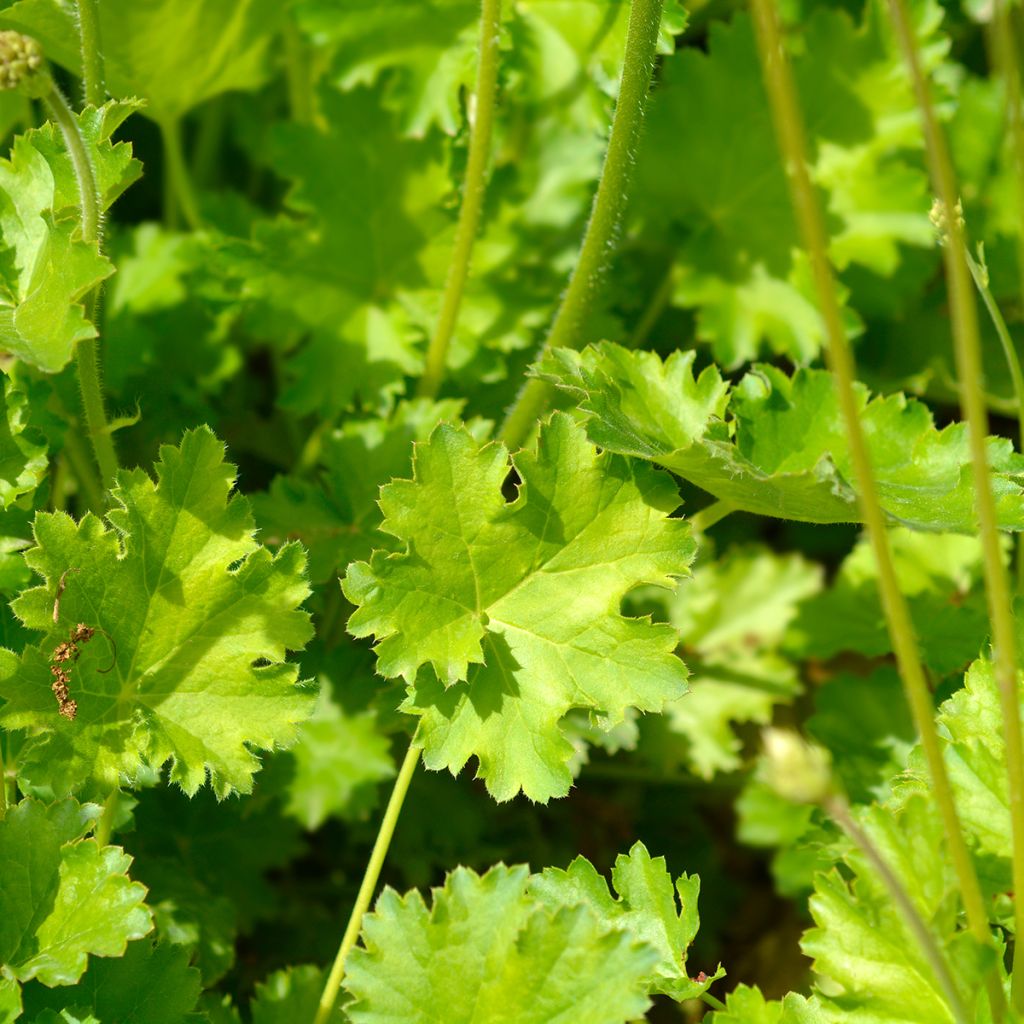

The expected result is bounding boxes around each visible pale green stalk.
[44,84,118,492]
[887,0,1024,1005]
[159,117,203,230]
[315,742,421,1024]
[284,19,315,126]
[826,797,970,1024]
[499,0,665,448]
[418,0,503,400]
[75,0,105,107]
[93,788,118,846]
[688,499,735,533]
[750,0,1004,1015]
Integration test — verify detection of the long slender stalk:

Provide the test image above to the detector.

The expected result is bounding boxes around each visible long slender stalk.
[418,0,503,400]
[749,1,1004,1016]
[887,0,1024,1006]
[159,117,203,231]
[0,738,7,820]
[827,797,970,1024]
[965,247,1024,454]
[44,85,118,491]
[315,741,421,1024]
[499,0,665,448]
[991,0,1024,318]
[284,18,315,127]
[75,0,105,107]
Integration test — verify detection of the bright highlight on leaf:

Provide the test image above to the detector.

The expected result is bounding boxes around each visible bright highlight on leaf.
[344,412,694,801]
[345,844,712,1023]
[543,341,1024,530]
[0,798,152,1006]
[0,427,314,798]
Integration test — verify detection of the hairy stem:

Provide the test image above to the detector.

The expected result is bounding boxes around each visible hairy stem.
[315,741,421,1024]
[750,0,1004,1014]
[75,0,105,107]
[887,0,1024,1006]
[418,0,503,400]
[159,117,203,231]
[45,85,119,492]
[688,499,735,534]
[499,0,665,448]
[827,797,970,1024]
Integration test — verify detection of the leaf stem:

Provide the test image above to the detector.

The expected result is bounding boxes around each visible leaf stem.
[887,0,1024,1007]
[315,740,421,1024]
[965,248,1024,454]
[826,797,970,1024]
[94,788,118,846]
[689,499,735,534]
[159,117,203,231]
[749,0,1004,1015]
[499,0,665,448]
[284,17,315,126]
[75,0,105,108]
[44,84,118,492]
[417,0,503,400]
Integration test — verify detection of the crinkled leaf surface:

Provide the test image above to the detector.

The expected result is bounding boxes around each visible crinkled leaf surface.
[529,841,722,999]
[0,0,284,120]
[344,412,693,801]
[0,799,151,997]
[0,427,314,798]
[803,796,995,1023]
[344,863,659,1023]
[254,399,486,584]
[542,343,1024,530]
[0,102,140,373]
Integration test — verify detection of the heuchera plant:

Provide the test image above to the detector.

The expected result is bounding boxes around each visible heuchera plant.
[0,0,1023,1021]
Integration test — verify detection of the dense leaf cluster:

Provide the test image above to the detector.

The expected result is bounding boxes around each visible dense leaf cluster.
[0,0,1020,1021]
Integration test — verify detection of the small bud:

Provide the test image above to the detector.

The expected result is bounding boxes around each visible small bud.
[761,727,833,805]
[929,197,965,247]
[0,32,48,97]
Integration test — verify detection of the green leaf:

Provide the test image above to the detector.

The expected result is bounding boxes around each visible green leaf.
[709,985,783,1024]
[789,528,992,677]
[20,940,203,1024]
[251,965,340,1024]
[344,412,693,801]
[0,798,152,1000]
[0,427,314,798]
[802,795,995,1022]
[344,863,659,1023]
[0,101,140,373]
[529,841,723,1000]
[277,672,395,830]
[638,546,819,778]
[542,342,1024,531]
[254,399,487,585]
[0,0,284,120]
[0,376,47,509]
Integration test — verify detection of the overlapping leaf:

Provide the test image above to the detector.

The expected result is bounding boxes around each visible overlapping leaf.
[0,0,283,120]
[542,342,1024,530]
[0,799,151,1005]
[19,939,202,1024]
[0,102,140,372]
[344,412,693,801]
[0,376,47,510]
[0,427,314,798]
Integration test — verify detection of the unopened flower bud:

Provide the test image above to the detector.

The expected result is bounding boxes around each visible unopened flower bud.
[929,197,965,247]
[0,32,47,96]
[761,727,833,805]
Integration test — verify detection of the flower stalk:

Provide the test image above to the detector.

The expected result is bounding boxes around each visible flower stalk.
[887,0,1024,1006]
[749,0,1005,1014]
[418,0,503,400]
